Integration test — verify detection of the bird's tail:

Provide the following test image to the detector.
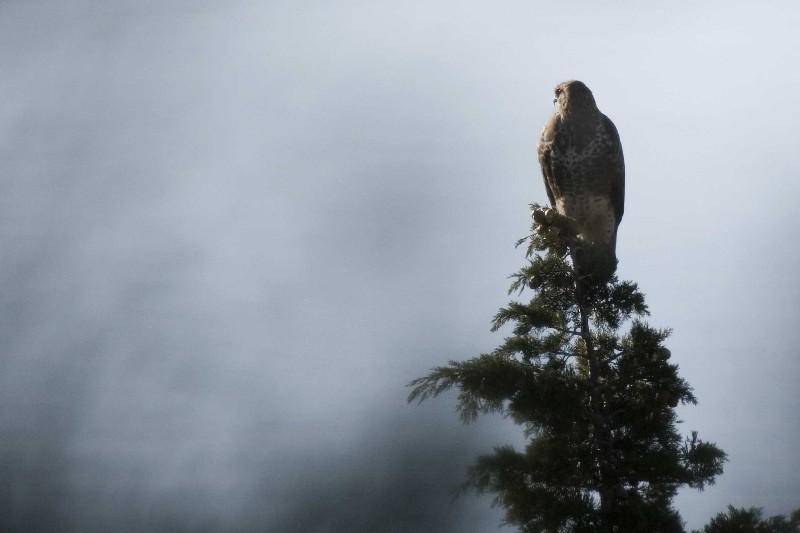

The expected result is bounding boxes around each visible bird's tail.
[571,242,617,288]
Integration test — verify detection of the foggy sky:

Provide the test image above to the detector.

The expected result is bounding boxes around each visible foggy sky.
[1,1,798,531]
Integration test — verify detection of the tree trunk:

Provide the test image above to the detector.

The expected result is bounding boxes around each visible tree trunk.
[578,295,619,533]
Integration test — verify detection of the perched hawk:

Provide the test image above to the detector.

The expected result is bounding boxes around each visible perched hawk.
[537,80,625,278]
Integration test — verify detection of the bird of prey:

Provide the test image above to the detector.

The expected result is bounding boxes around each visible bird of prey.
[537,80,625,279]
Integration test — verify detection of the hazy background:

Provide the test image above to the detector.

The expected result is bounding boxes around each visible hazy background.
[1,1,798,531]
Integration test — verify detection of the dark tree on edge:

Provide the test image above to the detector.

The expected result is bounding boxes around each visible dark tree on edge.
[695,505,800,533]
[409,206,727,533]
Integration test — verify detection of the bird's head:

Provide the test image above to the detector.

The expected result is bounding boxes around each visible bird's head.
[553,80,597,117]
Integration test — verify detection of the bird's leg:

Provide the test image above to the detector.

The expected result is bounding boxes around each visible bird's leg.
[532,207,580,246]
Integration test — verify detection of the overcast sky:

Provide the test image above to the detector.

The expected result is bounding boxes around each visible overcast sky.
[1,1,798,531]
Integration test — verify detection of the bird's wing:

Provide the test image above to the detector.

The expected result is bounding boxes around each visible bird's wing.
[601,114,625,225]
[538,116,559,208]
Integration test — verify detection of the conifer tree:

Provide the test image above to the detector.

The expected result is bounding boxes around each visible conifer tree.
[409,206,727,532]
[695,505,800,533]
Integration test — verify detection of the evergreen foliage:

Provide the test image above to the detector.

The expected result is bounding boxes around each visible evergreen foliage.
[409,206,727,532]
[694,505,800,533]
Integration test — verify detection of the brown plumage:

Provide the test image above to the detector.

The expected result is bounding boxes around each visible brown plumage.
[537,80,625,278]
